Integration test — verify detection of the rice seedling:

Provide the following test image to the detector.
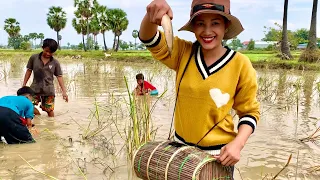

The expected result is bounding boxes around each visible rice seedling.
[19,155,59,180]
[0,63,9,83]
[122,75,167,160]
[271,154,292,179]
[81,98,112,140]
[235,167,244,180]
[257,75,277,102]
[237,154,292,180]
[39,129,103,179]
[306,166,320,173]
[6,166,20,179]
[67,92,119,141]
[69,155,87,180]
[300,126,320,143]
[295,150,299,180]
[36,118,120,179]
[292,78,303,139]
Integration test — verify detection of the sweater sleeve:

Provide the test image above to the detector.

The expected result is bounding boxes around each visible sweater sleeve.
[233,54,260,133]
[139,30,191,71]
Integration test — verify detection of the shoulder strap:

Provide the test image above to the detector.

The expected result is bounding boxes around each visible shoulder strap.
[167,42,198,140]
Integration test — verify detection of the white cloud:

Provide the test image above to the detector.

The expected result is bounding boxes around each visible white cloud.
[64,6,76,16]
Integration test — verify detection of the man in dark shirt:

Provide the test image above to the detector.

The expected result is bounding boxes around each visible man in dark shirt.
[22,39,68,117]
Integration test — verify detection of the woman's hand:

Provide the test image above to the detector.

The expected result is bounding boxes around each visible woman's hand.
[146,0,173,25]
[214,139,243,166]
[214,125,253,166]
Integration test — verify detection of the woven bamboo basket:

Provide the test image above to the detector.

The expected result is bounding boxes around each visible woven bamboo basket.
[133,141,233,180]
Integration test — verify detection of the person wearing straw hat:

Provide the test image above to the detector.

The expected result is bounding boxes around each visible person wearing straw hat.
[139,0,260,170]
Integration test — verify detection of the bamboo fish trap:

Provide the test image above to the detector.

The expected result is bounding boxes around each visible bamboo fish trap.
[133,141,233,180]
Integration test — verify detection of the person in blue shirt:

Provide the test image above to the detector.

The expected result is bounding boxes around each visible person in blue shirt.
[0,86,36,144]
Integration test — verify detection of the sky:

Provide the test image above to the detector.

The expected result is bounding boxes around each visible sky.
[0,0,316,48]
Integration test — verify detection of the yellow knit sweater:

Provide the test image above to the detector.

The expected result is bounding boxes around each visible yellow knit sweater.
[140,31,260,149]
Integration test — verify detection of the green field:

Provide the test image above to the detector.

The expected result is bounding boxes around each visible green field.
[0,49,319,71]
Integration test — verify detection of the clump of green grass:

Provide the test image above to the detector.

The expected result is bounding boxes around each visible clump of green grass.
[123,76,166,160]
[299,49,320,63]
[2,48,320,70]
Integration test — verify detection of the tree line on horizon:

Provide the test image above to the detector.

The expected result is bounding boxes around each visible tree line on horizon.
[281,0,318,62]
[3,0,143,52]
[3,0,319,62]
[216,0,319,63]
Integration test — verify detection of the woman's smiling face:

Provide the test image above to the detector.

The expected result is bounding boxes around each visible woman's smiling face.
[193,13,227,50]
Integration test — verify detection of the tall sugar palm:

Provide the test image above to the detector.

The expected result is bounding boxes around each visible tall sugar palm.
[99,6,110,51]
[74,0,98,48]
[38,33,45,46]
[73,17,88,51]
[132,30,139,50]
[90,16,100,44]
[299,0,318,62]
[107,8,129,51]
[4,18,21,37]
[29,32,38,49]
[47,6,67,49]
[280,0,292,59]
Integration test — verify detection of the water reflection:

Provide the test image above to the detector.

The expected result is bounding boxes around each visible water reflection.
[0,58,319,179]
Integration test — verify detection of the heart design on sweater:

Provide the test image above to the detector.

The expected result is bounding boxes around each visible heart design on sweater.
[209,88,230,108]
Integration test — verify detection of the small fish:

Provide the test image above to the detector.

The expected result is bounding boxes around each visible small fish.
[161,14,174,54]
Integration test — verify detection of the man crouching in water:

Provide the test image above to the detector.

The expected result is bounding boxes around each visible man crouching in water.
[0,86,38,144]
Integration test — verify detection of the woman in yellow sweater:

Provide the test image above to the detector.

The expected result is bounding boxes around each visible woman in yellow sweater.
[139,0,260,167]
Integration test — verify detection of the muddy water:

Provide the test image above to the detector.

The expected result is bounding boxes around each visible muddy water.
[0,57,319,180]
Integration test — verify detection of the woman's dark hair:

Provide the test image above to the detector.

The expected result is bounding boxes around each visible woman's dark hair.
[42,38,58,53]
[17,86,35,96]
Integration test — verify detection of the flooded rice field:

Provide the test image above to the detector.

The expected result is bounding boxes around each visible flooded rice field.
[0,57,319,180]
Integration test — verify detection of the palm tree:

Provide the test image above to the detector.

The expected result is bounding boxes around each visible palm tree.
[280,0,292,59]
[90,16,100,45]
[132,30,139,50]
[72,17,88,51]
[23,35,30,42]
[90,2,102,45]
[58,35,62,47]
[4,18,20,37]
[99,6,110,51]
[29,33,38,49]
[107,8,129,51]
[129,41,134,50]
[47,6,67,49]
[299,0,318,62]
[116,20,128,51]
[74,0,98,48]
[38,33,45,46]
